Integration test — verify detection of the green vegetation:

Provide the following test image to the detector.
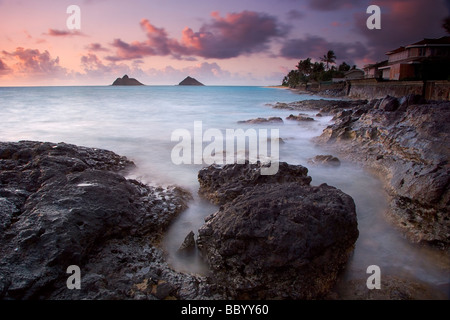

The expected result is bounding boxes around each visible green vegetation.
[282,51,355,88]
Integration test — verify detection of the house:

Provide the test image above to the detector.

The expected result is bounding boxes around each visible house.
[363,60,388,79]
[364,36,450,80]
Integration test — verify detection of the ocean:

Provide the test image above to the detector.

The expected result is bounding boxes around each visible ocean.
[0,85,448,296]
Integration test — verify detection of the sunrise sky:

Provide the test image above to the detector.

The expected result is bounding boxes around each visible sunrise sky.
[0,0,448,86]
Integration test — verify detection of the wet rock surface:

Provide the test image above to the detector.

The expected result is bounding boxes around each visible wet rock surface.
[0,141,217,300]
[198,162,312,205]
[314,96,450,248]
[330,274,449,300]
[197,162,359,299]
[177,231,196,256]
[286,114,315,122]
[308,155,341,167]
[271,99,368,114]
[237,117,284,124]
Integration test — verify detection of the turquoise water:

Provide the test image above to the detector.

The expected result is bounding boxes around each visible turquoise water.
[0,86,448,297]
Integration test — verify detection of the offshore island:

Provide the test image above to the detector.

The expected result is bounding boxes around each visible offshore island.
[178,76,205,86]
[112,75,144,86]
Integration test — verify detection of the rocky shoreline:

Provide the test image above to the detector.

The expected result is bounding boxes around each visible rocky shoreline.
[0,141,217,299]
[270,95,449,250]
[1,92,448,300]
[0,141,360,300]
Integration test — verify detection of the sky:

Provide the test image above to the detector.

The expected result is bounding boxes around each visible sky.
[0,0,449,86]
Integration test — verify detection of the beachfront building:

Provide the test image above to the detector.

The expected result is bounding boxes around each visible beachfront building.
[363,60,388,79]
[364,36,450,81]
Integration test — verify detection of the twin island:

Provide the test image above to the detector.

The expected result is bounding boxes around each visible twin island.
[112,75,204,86]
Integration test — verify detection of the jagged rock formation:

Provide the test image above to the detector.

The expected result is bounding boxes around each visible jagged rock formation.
[0,141,220,300]
[112,75,144,86]
[237,117,284,124]
[178,76,204,86]
[315,95,450,248]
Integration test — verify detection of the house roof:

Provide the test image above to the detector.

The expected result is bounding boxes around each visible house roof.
[379,56,429,70]
[386,36,450,55]
[407,36,450,47]
[386,46,406,55]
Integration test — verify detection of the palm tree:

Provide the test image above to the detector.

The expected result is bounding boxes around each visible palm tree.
[297,58,312,76]
[321,50,337,71]
[296,58,313,86]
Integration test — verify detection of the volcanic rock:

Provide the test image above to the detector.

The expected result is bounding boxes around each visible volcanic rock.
[308,155,341,167]
[197,162,358,299]
[316,98,450,248]
[237,117,284,124]
[0,141,201,299]
[112,74,144,86]
[179,76,204,86]
[198,162,311,205]
[286,114,315,121]
[177,231,196,255]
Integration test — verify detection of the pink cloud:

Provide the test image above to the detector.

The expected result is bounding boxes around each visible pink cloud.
[106,11,287,61]
[145,61,239,84]
[80,53,145,79]
[2,47,68,77]
[0,58,11,75]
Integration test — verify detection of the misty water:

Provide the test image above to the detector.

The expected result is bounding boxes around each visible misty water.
[0,86,448,297]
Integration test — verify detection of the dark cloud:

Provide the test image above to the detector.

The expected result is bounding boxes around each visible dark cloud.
[283,0,448,65]
[287,9,305,20]
[183,11,288,58]
[85,43,109,52]
[307,0,363,11]
[354,0,448,61]
[105,38,153,61]
[2,47,68,76]
[280,35,368,65]
[45,29,85,37]
[106,11,287,61]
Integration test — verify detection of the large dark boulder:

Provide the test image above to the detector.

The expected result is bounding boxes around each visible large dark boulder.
[378,95,399,112]
[198,162,311,205]
[197,162,358,299]
[0,141,192,299]
[308,155,341,167]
